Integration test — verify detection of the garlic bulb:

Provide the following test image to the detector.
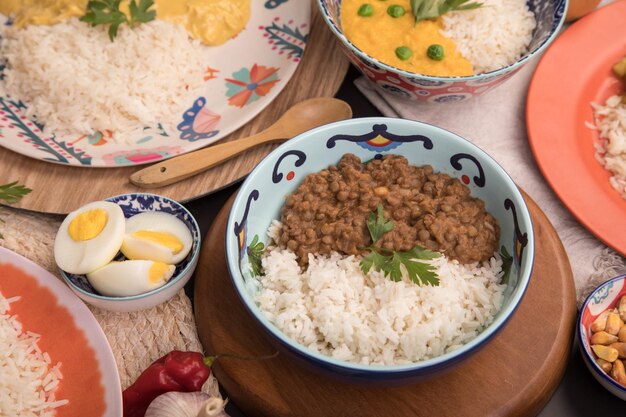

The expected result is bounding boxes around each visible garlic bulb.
[145,391,230,417]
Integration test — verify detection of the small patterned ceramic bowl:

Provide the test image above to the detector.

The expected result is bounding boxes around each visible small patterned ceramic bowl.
[226,118,535,384]
[317,0,566,103]
[60,193,201,313]
[578,275,626,401]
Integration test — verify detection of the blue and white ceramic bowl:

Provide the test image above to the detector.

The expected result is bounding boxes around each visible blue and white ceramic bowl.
[60,193,201,313]
[578,275,626,401]
[226,118,535,383]
[317,0,567,102]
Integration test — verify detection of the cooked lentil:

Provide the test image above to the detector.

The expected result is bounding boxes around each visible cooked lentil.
[278,154,500,265]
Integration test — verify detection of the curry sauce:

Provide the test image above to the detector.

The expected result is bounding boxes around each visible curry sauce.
[341,0,473,76]
[0,0,250,46]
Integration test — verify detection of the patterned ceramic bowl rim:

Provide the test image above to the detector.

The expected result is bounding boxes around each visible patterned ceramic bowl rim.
[60,193,201,302]
[226,117,535,373]
[577,274,626,394]
[316,0,568,82]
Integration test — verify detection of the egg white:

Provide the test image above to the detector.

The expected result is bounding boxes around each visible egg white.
[54,201,125,275]
[86,260,175,297]
[121,212,193,264]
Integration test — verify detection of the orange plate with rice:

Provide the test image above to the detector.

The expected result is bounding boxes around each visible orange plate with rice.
[527,1,626,256]
[0,246,121,416]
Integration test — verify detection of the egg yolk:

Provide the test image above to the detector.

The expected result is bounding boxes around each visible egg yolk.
[131,231,184,254]
[68,209,108,241]
[149,261,171,283]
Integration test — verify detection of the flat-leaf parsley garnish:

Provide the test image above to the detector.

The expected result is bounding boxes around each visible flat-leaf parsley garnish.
[410,0,482,25]
[0,182,32,239]
[247,235,265,277]
[360,204,441,286]
[80,0,157,41]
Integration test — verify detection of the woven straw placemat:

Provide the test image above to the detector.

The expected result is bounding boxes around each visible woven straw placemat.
[0,206,220,395]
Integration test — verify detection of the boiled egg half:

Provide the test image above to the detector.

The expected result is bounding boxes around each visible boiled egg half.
[86,260,176,297]
[121,212,193,264]
[54,201,125,275]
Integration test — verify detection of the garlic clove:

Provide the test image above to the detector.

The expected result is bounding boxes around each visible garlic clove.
[145,391,229,417]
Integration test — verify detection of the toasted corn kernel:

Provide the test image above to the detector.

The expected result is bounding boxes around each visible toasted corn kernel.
[619,325,626,343]
[610,359,626,386]
[592,344,619,362]
[606,313,624,335]
[610,342,626,359]
[619,296,626,322]
[591,311,610,333]
[596,358,613,373]
[591,331,619,345]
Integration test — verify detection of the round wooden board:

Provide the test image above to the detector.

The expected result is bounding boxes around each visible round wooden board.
[0,0,349,215]
[194,190,577,417]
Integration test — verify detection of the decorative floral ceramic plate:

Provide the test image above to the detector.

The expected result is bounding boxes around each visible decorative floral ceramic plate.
[0,1,309,167]
[527,1,626,256]
[0,246,122,416]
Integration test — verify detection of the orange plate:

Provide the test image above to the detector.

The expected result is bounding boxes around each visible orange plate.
[0,247,122,417]
[527,1,626,256]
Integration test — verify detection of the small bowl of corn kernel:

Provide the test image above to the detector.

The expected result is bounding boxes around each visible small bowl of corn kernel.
[579,274,626,400]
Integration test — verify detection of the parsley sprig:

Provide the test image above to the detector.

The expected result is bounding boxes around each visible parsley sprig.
[360,204,441,286]
[80,0,157,41]
[410,0,482,25]
[0,182,32,239]
[247,235,266,277]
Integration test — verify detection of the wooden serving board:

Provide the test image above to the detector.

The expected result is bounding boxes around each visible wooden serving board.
[194,190,577,417]
[0,1,349,215]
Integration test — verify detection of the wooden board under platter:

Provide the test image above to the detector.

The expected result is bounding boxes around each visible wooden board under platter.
[194,190,577,417]
[0,1,349,214]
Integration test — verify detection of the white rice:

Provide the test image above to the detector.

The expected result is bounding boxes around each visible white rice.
[0,18,205,143]
[441,0,536,74]
[256,225,506,365]
[0,292,68,416]
[591,95,626,199]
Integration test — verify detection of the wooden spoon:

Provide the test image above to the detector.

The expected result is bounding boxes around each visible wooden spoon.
[130,98,353,189]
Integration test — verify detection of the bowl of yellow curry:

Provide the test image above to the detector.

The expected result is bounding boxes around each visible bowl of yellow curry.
[318,0,566,102]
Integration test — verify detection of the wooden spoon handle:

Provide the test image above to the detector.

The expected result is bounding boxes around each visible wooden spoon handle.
[129,130,283,189]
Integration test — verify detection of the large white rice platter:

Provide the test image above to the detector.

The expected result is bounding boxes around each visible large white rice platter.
[0,18,205,144]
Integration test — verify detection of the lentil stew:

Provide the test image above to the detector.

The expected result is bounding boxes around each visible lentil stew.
[278,154,500,265]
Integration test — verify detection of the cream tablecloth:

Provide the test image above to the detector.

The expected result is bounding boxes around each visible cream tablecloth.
[0,206,220,395]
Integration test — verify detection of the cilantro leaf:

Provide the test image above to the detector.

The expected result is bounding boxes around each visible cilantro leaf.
[393,251,440,286]
[0,182,32,204]
[129,0,157,27]
[360,206,441,286]
[80,0,156,41]
[247,235,266,277]
[366,204,394,244]
[0,182,32,240]
[411,0,482,24]
[360,250,389,275]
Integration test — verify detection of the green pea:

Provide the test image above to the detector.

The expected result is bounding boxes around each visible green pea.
[395,46,412,61]
[387,5,405,17]
[427,44,445,61]
[358,4,374,16]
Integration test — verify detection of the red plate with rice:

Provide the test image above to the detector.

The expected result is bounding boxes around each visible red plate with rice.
[0,246,122,416]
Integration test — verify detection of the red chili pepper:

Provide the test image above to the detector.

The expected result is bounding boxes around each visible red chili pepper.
[122,351,214,417]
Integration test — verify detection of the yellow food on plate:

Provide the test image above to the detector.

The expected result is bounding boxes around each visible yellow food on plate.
[121,211,193,264]
[0,0,251,46]
[341,0,473,76]
[54,201,125,275]
[86,260,175,296]
[157,0,251,46]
